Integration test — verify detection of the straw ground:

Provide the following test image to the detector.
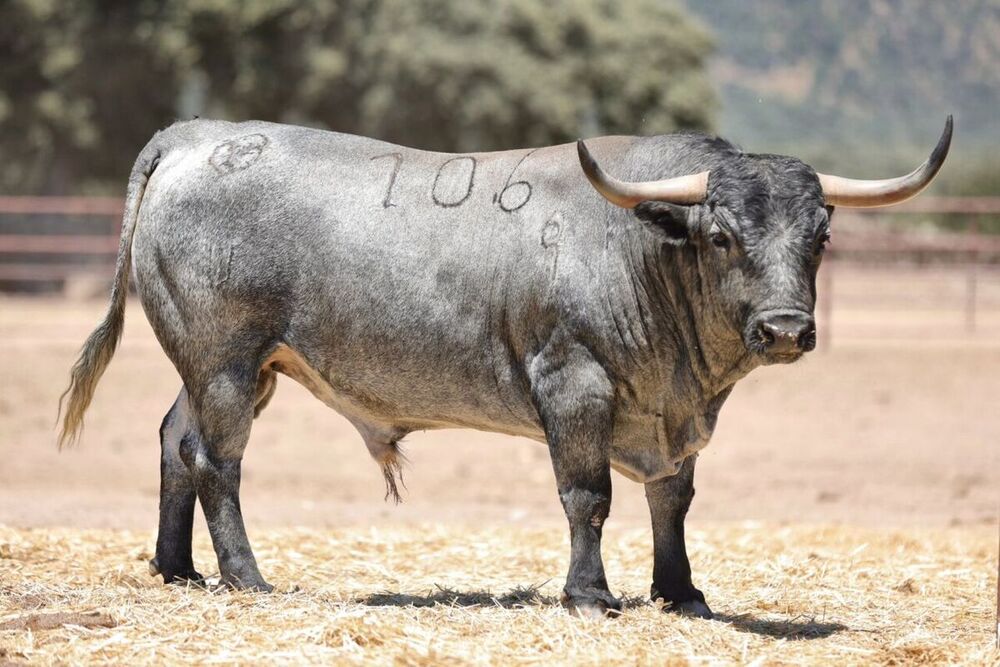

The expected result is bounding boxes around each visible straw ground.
[1,523,996,665]
[2,278,998,665]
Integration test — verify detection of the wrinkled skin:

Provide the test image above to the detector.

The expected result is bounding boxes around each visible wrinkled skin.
[66,119,830,615]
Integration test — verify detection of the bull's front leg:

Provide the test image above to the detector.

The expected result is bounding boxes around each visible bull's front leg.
[645,455,712,618]
[531,352,620,618]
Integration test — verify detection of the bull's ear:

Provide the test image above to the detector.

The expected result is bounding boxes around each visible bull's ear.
[633,201,693,246]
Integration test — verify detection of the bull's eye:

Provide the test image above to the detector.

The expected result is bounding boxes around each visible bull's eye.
[710,232,730,250]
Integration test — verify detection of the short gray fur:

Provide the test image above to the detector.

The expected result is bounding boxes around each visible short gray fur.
[63,118,836,616]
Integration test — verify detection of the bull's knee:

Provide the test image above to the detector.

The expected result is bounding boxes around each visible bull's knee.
[667,485,695,514]
[560,488,611,530]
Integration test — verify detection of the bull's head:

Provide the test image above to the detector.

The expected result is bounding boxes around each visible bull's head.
[578,117,952,365]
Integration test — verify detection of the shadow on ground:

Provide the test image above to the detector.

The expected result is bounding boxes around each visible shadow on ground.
[714,613,849,639]
[358,585,648,610]
[359,588,850,640]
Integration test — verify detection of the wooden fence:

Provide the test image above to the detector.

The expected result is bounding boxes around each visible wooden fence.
[0,197,122,283]
[2,198,999,329]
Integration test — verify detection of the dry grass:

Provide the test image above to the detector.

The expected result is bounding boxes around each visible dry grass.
[1,523,997,665]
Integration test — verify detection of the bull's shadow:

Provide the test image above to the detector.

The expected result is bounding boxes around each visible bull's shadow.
[358,586,848,640]
[357,584,646,611]
[711,613,848,640]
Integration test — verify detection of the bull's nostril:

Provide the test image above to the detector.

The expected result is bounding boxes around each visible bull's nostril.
[758,323,775,346]
[798,328,817,351]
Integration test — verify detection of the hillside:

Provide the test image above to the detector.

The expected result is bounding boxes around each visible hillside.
[683,0,999,185]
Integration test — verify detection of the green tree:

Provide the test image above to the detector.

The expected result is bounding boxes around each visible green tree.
[0,0,182,194]
[0,0,715,195]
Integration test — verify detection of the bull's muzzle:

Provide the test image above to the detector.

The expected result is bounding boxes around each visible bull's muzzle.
[749,311,816,360]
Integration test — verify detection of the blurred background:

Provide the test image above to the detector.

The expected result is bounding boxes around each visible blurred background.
[0,0,997,531]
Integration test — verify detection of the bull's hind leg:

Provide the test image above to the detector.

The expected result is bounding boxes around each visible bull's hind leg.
[151,373,277,586]
[150,388,202,584]
[179,362,272,591]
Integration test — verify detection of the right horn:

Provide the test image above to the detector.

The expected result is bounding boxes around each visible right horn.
[818,116,953,208]
[577,140,709,208]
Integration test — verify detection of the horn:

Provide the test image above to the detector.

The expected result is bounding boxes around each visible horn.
[818,116,953,208]
[577,140,709,208]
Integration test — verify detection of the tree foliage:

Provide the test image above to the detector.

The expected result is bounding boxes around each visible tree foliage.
[0,0,715,194]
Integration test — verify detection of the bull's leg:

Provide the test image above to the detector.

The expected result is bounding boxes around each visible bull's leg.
[150,388,202,584]
[532,355,620,618]
[181,365,271,592]
[645,455,712,618]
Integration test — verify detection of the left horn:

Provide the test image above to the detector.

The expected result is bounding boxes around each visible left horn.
[818,116,953,208]
[577,140,709,208]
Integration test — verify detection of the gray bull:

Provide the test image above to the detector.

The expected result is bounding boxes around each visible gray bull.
[60,117,951,618]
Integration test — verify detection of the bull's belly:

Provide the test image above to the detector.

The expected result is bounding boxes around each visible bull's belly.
[269,337,706,484]
[264,342,545,442]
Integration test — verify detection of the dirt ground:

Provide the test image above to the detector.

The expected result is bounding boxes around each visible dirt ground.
[1,266,998,530]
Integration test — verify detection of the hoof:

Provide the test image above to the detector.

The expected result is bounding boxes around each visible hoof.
[149,558,204,585]
[667,598,713,620]
[561,589,623,619]
[219,574,274,593]
[652,584,713,620]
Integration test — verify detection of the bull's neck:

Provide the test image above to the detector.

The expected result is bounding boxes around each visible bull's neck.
[630,236,756,400]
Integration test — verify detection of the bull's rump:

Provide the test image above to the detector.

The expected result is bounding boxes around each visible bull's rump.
[131,120,560,436]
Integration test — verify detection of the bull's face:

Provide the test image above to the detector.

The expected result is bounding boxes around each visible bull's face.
[578,117,952,365]
[634,159,830,364]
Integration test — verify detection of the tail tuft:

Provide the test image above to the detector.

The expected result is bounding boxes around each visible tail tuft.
[379,443,408,505]
[57,306,126,448]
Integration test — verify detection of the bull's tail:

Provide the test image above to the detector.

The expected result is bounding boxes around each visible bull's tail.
[58,147,161,448]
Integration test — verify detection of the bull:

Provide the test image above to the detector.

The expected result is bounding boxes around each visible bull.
[60,116,951,618]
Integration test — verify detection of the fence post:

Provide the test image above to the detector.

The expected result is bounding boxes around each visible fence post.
[966,220,980,335]
[966,265,977,334]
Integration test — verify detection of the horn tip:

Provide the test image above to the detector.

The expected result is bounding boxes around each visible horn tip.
[931,115,954,166]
